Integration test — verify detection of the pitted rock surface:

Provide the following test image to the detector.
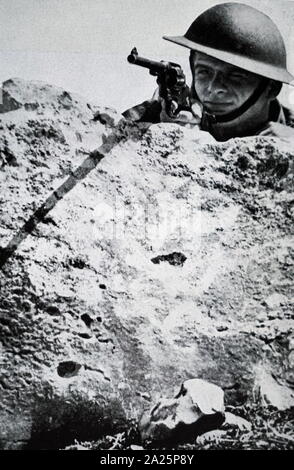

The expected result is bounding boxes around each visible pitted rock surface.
[0,78,293,449]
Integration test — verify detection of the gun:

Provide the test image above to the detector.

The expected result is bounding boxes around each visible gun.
[127,47,191,118]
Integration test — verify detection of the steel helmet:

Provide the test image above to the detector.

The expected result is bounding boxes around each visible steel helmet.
[163,2,294,85]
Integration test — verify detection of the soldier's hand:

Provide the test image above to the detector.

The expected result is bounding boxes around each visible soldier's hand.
[159,97,202,128]
[259,121,294,142]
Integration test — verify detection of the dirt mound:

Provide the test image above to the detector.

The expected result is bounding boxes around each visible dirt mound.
[0,78,293,449]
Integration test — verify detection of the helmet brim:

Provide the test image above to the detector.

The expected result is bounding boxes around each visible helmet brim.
[163,35,294,86]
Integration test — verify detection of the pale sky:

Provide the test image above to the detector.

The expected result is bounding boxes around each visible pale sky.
[0,0,294,112]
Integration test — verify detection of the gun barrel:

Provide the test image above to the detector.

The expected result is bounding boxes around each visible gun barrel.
[127,49,169,73]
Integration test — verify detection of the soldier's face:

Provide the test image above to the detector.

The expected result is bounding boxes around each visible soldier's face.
[192,52,264,115]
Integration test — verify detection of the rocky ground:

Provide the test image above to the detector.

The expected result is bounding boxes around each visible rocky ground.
[64,405,294,450]
[0,78,293,449]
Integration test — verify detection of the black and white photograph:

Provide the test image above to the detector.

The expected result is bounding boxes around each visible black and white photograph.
[0,0,293,455]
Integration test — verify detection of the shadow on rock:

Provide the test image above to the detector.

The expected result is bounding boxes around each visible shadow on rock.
[25,393,128,450]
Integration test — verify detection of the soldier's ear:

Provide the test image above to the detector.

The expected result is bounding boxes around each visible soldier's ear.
[267,80,283,99]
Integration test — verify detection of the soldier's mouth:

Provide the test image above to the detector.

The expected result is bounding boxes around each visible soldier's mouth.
[204,101,233,106]
[204,101,234,114]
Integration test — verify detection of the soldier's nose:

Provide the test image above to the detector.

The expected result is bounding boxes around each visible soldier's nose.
[207,72,226,94]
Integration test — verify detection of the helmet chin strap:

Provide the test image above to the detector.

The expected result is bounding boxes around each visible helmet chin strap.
[201,78,269,128]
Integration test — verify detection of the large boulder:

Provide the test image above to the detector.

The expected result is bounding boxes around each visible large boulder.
[0,78,293,449]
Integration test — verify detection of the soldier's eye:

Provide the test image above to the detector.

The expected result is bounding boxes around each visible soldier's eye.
[195,68,210,77]
[229,73,246,80]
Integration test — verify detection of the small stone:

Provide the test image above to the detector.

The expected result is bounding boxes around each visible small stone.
[196,429,228,445]
[222,412,252,431]
[139,378,225,445]
[129,445,144,450]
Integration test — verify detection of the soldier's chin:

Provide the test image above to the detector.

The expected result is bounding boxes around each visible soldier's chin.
[204,103,234,115]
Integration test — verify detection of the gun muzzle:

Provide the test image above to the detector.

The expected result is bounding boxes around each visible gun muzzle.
[127,47,170,73]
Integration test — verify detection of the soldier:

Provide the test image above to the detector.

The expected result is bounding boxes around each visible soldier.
[123,2,294,142]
